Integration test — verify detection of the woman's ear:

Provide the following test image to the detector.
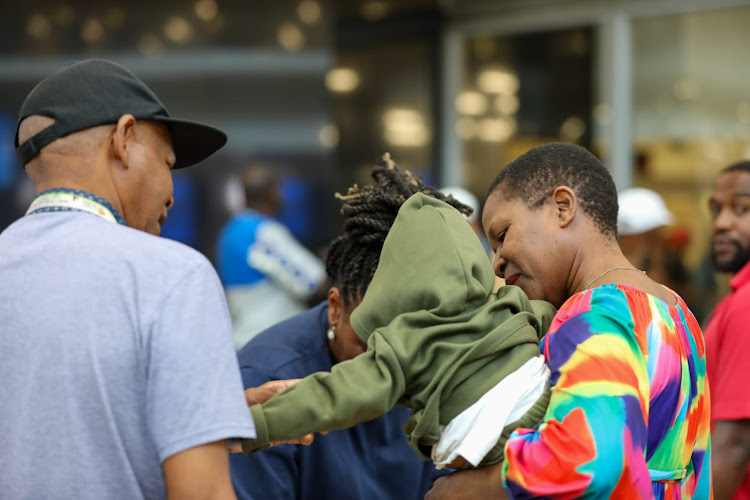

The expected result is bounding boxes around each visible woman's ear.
[551,186,578,228]
[326,287,342,327]
[111,114,136,169]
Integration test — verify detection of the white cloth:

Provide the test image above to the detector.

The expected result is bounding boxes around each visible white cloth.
[431,355,549,468]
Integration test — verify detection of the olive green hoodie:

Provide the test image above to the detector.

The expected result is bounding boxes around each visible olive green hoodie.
[243,193,556,466]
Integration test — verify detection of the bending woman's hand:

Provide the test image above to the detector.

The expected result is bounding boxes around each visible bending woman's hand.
[228,379,318,453]
[425,463,508,500]
[244,379,302,405]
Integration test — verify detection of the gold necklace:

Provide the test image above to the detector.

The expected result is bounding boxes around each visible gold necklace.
[584,267,646,290]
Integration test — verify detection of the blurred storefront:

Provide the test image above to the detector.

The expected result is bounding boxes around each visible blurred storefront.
[1,0,749,319]
[438,0,750,320]
[0,0,339,258]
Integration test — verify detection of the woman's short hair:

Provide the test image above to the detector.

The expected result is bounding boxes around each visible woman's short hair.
[489,142,619,237]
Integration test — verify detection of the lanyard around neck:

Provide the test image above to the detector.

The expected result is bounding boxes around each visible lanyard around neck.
[26,189,125,225]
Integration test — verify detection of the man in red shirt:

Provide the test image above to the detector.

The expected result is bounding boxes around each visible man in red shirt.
[706,160,750,500]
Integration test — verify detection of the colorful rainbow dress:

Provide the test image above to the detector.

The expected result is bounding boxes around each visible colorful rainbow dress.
[502,284,712,499]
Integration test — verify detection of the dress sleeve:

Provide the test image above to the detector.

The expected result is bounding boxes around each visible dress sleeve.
[681,424,712,500]
[502,291,653,499]
[244,334,407,452]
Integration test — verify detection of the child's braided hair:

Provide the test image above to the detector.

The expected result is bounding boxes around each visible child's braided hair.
[325,153,473,307]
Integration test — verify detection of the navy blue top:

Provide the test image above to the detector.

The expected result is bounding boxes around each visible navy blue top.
[230,302,447,500]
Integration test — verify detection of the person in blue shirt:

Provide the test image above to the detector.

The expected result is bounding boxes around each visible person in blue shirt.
[229,156,468,499]
[216,165,326,350]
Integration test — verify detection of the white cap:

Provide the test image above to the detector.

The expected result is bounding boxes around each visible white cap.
[617,187,673,236]
[441,186,479,223]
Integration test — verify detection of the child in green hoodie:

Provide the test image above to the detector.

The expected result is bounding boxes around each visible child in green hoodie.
[241,191,556,469]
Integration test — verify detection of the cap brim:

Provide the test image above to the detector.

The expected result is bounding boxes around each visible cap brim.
[154,117,227,169]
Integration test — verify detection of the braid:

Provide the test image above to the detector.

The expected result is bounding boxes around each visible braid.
[325,153,472,307]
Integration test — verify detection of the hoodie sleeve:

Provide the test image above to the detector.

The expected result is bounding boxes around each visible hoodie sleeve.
[243,334,407,453]
[502,289,652,498]
[501,286,711,500]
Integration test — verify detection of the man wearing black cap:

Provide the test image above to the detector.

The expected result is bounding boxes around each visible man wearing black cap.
[0,60,255,499]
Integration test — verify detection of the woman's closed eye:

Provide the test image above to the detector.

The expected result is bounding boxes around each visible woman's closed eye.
[497,227,508,245]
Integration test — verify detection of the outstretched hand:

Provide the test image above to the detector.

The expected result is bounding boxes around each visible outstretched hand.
[244,379,302,406]
[425,463,508,500]
[227,378,320,453]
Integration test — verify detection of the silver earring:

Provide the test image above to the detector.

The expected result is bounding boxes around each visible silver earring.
[326,326,336,340]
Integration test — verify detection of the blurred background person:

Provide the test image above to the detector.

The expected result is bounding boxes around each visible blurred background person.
[617,186,710,319]
[440,185,492,256]
[216,164,326,350]
[617,186,673,286]
[441,185,505,291]
[704,160,750,500]
[228,158,463,500]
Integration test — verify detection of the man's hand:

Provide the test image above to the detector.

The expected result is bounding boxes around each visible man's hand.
[227,378,320,453]
[425,463,508,500]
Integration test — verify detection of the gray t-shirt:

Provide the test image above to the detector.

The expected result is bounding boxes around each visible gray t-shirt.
[0,211,256,499]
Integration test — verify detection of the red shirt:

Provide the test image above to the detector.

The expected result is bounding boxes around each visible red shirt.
[705,259,750,500]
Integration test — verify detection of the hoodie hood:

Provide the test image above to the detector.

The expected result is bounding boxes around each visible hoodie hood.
[351,193,497,342]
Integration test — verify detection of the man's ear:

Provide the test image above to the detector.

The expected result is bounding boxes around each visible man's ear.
[326,287,342,326]
[111,114,136,169]
[551,186,578,228]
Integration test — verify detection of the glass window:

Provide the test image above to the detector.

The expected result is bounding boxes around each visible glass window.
[330,37,436,188]
[0,1,337,257]
[459,27,594,206]
[632,5,750,321]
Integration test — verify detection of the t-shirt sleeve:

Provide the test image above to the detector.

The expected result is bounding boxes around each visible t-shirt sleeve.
[502,291,652,499]
[709,288,750,420]
[146,261,256,462]
[230,366,300,500]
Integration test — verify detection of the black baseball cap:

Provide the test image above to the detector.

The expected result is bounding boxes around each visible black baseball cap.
[15,59,227,169]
